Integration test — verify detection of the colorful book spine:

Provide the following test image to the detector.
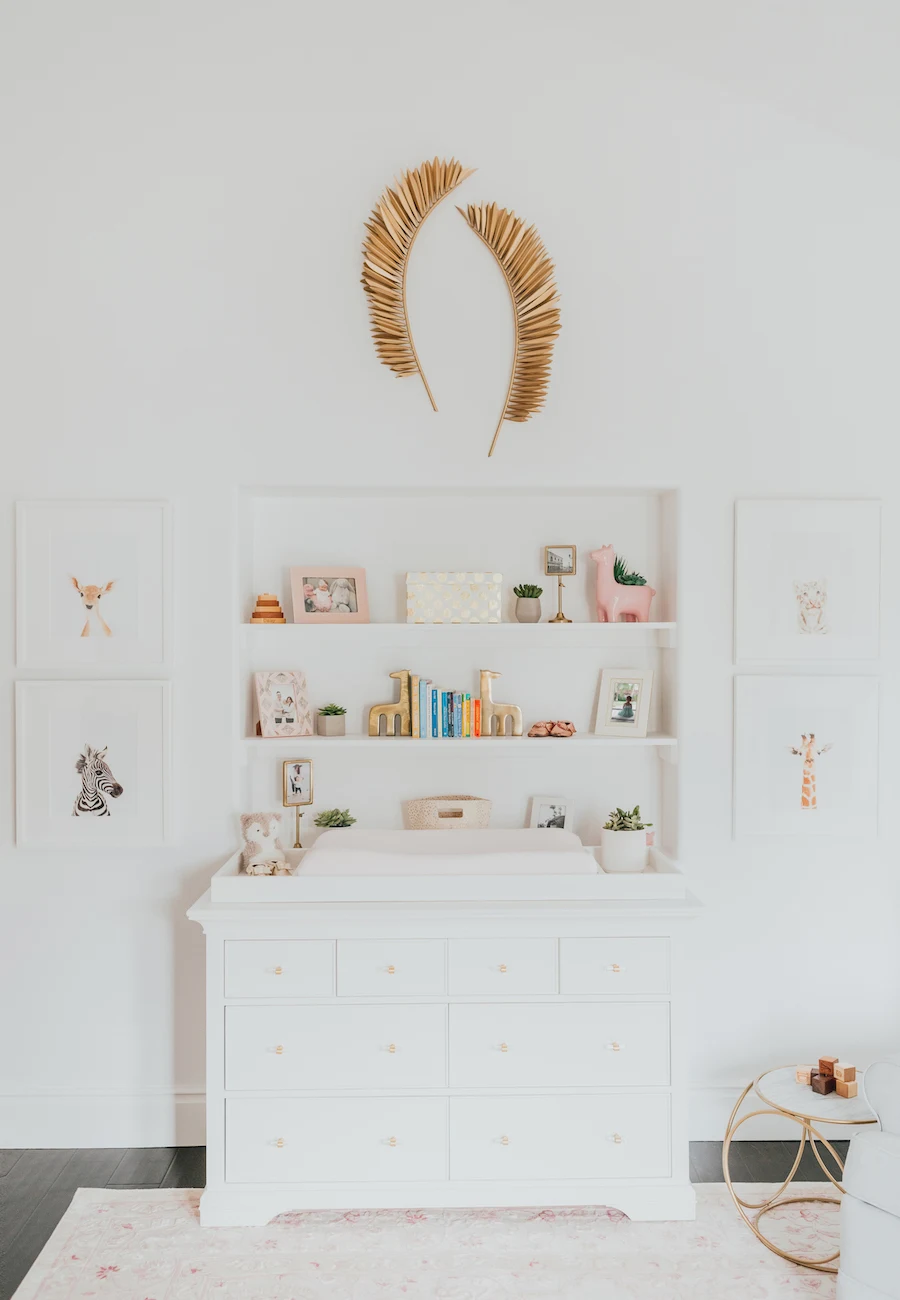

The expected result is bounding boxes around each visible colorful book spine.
[419,678,428,738]
[454,693,462,737]
[464,693,471,737]
[474,698,481,737]
[431,686,439,738]
[411,675,420,739]
[441,691,450,738]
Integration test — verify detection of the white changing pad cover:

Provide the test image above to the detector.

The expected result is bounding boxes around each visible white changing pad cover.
[301,828,596,875]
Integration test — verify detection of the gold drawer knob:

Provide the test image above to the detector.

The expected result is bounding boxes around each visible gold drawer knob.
[608,964,622,973]
[500,1042,509,1053]
[499,964,508,973]
[275,1137,285,1148]
[612,1133,623,1144]
[388,1043,397,1054]
[273,966,284,976]
[274,1044,284,1055]
[388,1136,397,1147]
[500,1135,510,1146]
[608,1041,622,1052]
[386,965,396,975]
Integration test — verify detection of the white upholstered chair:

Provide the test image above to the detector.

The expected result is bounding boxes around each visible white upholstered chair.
[838,1055,900,1299]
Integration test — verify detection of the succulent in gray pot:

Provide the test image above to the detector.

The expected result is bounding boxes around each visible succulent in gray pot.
[317,703,347,736]
[513,583,543,623]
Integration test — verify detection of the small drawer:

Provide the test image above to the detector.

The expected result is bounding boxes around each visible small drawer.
[226,1003,447,1091]
[227,1096,448,1183]
[559,938,669,995]
[337,939,445,996]
[449,1002,669,1088]
[224,940,333,999]
[449,939,557,996]
[449,1093,670,1181]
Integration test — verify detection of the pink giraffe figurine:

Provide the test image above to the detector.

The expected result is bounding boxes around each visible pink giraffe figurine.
[590,546,656,623]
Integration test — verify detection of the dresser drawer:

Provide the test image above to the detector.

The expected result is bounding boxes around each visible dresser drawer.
[227,1096,448,1183]
[448,939,557,995]
[336,939,445,996]
[450,1093,670,1181]
[559,938,669,995]
[224,940,333,999]
[449,1002,669,1088]
[226,1004,447,1091]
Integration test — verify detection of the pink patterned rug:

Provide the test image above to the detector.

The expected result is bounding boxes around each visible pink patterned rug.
[12,1185,839,1299]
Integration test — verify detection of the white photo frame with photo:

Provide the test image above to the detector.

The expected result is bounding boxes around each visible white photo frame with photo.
[733,675,879,838]
[594,668,654,738]
[16,500,170,668]
[528,795,575,831]
[16,680,172,847]
[734,499,881,662]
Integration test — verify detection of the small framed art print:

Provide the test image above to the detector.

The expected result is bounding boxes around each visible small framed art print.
[290,567,369,623]
[255,671,313,738]
[528,795,575,831]
[283,758,314,807]
[594,668,654,737]
[544,545,576,576]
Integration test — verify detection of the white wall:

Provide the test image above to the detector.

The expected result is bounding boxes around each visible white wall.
[1,0,898,1145]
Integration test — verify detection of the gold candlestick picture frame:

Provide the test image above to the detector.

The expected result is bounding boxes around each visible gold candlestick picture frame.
[282,758,314,848]
[544,545,576,624]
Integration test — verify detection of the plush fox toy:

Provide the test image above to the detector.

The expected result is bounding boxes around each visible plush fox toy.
[240,812,290,875]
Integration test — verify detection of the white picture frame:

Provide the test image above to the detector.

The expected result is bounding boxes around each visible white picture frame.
[527,795,575,831]
[734,499,881,662]
[16,500,171,668]
[733,675,879,838]
[594,668,654,738]
[16,680,172,847]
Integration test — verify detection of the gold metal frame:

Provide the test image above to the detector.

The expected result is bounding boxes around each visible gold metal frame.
[282,759,314,850]
[722,1067,875,1273]
[544,545,577,577]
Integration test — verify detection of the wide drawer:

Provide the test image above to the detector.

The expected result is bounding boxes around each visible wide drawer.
[226,1004,447,1090]
[449,1002,669,1088]
[224,940,333,999]
[559,938,669,995]
[227,1096,448,1183]
[450,1093,670,1181]
[448,938,557,995]
[336,939,445,996]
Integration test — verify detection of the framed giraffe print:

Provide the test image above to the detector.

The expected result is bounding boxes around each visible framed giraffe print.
[733,675,879,838]
[16,500,171,668]
[15,680,172,847]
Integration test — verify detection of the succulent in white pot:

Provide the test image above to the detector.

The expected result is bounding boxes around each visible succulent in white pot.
[599,805,652,873]
[513,583,543,623]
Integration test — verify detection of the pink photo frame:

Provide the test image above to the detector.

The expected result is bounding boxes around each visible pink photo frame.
[290,567,370,624]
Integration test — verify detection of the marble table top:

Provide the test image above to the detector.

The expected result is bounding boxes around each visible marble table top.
[755,1066,876,1126]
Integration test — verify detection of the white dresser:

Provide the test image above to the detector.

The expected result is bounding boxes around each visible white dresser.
[188,884,699,1226]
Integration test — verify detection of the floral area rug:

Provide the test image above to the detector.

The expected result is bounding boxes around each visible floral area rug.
[12,1185,839,1299]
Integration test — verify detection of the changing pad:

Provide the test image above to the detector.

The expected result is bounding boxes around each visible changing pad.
[300,828,597,875]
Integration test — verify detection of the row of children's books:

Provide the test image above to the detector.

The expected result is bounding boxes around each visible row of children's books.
[410,674,482,738]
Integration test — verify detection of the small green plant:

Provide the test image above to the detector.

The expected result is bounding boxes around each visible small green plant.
[613,556,647,586]
[319,703,347,716]
[603,805,652,831]
[313,807,357,828]
[513,583,543,598]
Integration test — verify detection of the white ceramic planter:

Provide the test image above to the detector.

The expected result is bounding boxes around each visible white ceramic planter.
[515,597,542,623]
[599,828,648,873]
[317,715,346,736]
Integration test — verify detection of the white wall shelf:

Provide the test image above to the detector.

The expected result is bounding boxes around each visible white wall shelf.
[241,622,677,648]
[243,733,677,752]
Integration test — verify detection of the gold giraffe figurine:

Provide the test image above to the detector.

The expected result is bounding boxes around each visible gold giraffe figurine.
[479,669,523,737]
[368,669,412,737]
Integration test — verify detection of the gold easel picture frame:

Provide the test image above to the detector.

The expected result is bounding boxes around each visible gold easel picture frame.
[282,759,314,848]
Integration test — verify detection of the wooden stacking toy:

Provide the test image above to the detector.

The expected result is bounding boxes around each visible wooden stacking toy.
[796,1055,857,1101]
[250,593,286,624]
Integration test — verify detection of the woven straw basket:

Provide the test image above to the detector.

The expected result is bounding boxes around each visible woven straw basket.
[405,794,492,830]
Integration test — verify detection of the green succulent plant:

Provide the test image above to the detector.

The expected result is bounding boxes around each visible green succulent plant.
[319,703,347,716]
[313,807,357,828]
[513,583,543,598]
[603,805,653,832]
[613,556,647,586]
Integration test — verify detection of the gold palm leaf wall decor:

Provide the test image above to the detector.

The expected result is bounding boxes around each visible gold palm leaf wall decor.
[362,157,475,410]
[458,201,561,456]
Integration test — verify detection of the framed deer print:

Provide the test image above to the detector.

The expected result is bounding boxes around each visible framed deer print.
[16,501,171,667]
[734,500,881,662]
[733,675,879,838]
[15,680,172,847]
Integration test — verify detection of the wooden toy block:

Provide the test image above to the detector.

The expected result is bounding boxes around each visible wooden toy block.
[812,1072,836,1095]
[818,1056,839,1078]
[836,1079,858,1099]
[795,1065,814,1085]
[834,1062,856,1083]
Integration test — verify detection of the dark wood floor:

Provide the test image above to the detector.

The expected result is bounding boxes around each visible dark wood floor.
[0,1141,848,1300]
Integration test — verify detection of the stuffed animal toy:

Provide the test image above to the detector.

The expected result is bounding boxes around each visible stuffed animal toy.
[240,812,290,875]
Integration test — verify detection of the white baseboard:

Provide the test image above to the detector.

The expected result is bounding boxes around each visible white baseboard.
[0,1088,205,1148]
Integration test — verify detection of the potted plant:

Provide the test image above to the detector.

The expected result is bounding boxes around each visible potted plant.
[513,583,543,623]
[313,808,357,829]
[599,805,652,873]
[317,703,347,736]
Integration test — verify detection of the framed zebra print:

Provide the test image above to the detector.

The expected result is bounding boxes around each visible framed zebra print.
[15,680,172,847]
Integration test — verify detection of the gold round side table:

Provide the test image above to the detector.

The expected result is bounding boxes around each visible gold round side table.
[723,1065,876,1273]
